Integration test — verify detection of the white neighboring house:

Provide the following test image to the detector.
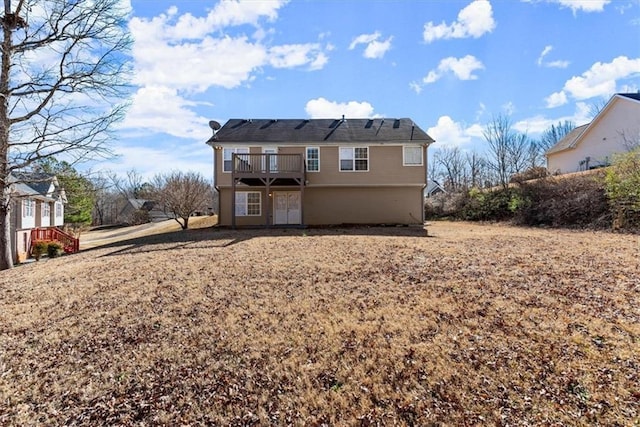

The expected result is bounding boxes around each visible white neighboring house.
[545,93,640,174]
[9,172,68,263]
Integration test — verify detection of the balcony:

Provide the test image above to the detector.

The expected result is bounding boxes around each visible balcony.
[231,153,305,186]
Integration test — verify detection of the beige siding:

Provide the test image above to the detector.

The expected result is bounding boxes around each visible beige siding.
[214,143,427,226]
[215,144,426,187]
[217,186,423,226]
[547,98,640,174]
[304,186,423,225]
[15,230,31,263]
[218,188,269,227]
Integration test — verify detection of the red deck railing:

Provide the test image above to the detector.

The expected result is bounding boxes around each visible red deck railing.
[31,227,80,254]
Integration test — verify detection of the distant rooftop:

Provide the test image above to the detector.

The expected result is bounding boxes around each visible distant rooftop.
[619,92,640,102]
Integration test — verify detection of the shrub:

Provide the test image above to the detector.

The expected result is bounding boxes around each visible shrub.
[32,241,49,261]
[605,149,640,229]
[510,166,549,184]
[514,172,609,228]
[47,241,64,258]
[460,187,516,221]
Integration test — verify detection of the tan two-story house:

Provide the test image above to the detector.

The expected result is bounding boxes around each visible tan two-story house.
[207,117,435,227]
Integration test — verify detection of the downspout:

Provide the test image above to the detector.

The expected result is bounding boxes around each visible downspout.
[422,144,428,224]
[212,147,219,217]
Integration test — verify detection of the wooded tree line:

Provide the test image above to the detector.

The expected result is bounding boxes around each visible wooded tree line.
[429,115,575,191]
[38,163,214,231]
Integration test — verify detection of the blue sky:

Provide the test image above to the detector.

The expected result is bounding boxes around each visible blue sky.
[97,0,640,178]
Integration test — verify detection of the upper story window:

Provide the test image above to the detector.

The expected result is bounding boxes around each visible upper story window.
[306,147,320,172]
[22,199,34,218]
[42,203,51,217]
[403,146,423,166]
[339,147,368,172]
[223,147,249,172]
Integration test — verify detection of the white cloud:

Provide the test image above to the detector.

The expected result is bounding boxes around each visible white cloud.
[269,43,328,69]
[157,0,288,41]
[422,55,485,84]
[545,91,568,108]
[305,98,379,119]
[514,102,594,135]
[502,101,516,115]
[409,81,423,94]
[546,60,571,69]
[96,144,213,180]
[427,116,482,147]
[546,56,640,107]
[132,35,268,91]
[349,32,393,59]
[537,45,570,68]
[119,86,211,141]
[548,0,610,13]
[129,3,329,93]
[423,0,496,43]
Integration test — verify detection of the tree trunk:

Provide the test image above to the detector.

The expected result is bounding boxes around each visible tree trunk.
[0,197,12,269]
[0,2,14,269]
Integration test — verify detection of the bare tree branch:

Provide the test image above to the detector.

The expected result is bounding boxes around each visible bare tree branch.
[0,0,131,269]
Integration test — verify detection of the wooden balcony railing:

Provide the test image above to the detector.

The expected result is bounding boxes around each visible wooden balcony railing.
[232,153,304,179]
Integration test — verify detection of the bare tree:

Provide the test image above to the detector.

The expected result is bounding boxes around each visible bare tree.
[152,171,213,230]
[619,129,640,152]
[537,121,575,153]
[483,115,513,188]
[588,98,609,119]
[465,151,486,189]
[110,169,151,200]
[483,115,531,188]
[0,0,131,269]
[433,146,468,191]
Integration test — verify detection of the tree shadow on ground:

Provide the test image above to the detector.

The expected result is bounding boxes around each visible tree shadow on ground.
[83,225,432,258]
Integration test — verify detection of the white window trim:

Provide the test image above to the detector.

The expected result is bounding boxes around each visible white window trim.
[403,146,423,166]
[262,147,278,172]
[306,146,320,172]
[235,191,262,216]
[22,199,34,218]
[339,146,369,172]
[42,203,51,217]
[223,147,250,173]
[55,201,63,217]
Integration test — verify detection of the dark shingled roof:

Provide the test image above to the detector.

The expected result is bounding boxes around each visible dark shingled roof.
[619,93,640,102]
[9,172,58,196]
[545,124,589,155]
[209,118,435,144]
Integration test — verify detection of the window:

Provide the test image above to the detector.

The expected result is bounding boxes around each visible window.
[403,146,423,166]
[223,147,249,172]
[235,192,261,216]
[306,147,320,172]
[22,199,34,218]
[55,202,63,217]
[263,147,278,172]
[339,147,368,171]
[42,203,51,217]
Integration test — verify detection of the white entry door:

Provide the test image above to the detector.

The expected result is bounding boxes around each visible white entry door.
[273,191,301,225]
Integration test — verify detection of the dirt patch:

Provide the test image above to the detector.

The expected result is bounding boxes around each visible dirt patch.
[1,221,638,425]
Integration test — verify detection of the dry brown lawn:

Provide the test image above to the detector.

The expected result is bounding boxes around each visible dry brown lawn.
[0,221,638,426]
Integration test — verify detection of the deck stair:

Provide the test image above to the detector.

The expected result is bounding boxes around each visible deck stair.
[31,227,80,254]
